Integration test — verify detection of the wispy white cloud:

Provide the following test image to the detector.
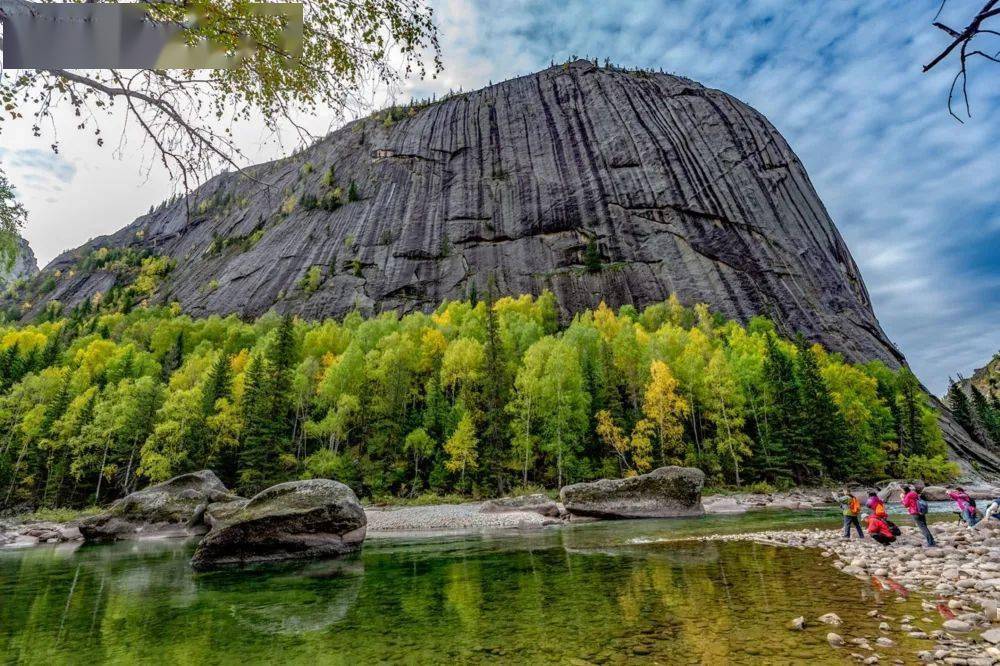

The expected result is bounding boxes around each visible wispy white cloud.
[0,147,77,191]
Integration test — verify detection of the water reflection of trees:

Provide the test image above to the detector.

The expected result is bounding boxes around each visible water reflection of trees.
[1,535,897,663]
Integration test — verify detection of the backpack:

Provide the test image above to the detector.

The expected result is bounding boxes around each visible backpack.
[916,497,929,515]
[848,497,861,514]
[887,519,901,537]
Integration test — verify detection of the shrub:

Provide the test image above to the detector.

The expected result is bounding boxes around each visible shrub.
[322,165,336,187]
[347,180,360,202]
[301,449,362,491]
[300,192,319,210]
[300,266,322,293]
[584,239,602,272]
[745,481,777,495]
[897,454,961,485]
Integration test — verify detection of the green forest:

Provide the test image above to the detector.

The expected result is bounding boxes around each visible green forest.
[0,288,958,510]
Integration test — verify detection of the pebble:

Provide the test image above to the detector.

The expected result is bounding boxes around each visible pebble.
[698,517,1000,663]
[943,619,973,633]
[818,612,842,626]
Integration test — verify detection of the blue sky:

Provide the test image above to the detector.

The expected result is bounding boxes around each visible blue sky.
[2,0,997,394]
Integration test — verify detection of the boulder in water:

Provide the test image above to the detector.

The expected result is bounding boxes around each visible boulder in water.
[79,470,239,541]
[560,466,705,519]
[190,479,366,570]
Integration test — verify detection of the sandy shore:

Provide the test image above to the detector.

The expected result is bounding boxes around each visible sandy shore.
[696,519,1000,663]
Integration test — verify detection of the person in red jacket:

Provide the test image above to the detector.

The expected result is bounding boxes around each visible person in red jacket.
[866,513,896,547]
[901,485,936,546]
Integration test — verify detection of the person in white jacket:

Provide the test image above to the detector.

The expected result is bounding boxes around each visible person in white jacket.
[973,497,1000,528]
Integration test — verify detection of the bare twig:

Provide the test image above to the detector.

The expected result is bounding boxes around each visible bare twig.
[924,0,1000,119]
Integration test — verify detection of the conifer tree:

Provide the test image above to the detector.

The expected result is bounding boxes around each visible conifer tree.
[897,368,927,455]
[948,380,976,436]
[161,330,185,380]
[202,352,232,416]
[794,338,850,478]
[762,335,812,483]
[239,354,276,494]
[583,239,602,273]
[268,315,297,438]
[971,385,1000,447]
[480,276,509,492]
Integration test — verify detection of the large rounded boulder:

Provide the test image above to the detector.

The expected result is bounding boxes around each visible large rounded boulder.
[190,479,366,571]
[560,466,705,519]
[79,470,239,541]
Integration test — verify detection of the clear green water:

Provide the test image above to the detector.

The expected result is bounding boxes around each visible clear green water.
[0,510,936,665]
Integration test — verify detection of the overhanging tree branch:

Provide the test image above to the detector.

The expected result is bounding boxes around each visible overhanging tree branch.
[924,0,1000,121]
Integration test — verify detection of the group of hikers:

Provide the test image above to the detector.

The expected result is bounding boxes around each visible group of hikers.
[836,485,1000,547]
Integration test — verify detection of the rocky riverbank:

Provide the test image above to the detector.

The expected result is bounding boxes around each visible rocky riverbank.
[0,501,567,547]
[698,519,1000,664]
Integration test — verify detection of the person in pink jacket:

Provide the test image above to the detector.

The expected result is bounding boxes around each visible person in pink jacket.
[901,485,936,546]
[947,487,979,527]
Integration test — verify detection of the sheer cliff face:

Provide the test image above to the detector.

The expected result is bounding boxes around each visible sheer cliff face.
[32,60,902,368]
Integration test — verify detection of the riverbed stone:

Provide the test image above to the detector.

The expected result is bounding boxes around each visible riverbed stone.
[827,632,845,647]
[921,486,950,501]
[480,494,560,517]
[943,619,973,633]
[191,479,366,570]
[981,628,1000,644]
[818,613,842,626]
[559,466,704,519]
[79,470,239,541]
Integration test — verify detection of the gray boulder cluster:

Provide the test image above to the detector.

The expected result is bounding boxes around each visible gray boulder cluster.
[25,465,704,570]
[480,466,706,522]
[79,471,366,570]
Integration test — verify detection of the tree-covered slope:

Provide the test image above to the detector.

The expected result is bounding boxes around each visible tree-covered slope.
[0,294,958,510]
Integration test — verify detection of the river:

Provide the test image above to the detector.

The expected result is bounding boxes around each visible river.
[0,509,952,664]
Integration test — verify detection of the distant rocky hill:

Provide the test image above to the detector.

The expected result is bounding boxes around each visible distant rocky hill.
[4,59,996,474]
[956,353,1000,399]
[0,235,38,287]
